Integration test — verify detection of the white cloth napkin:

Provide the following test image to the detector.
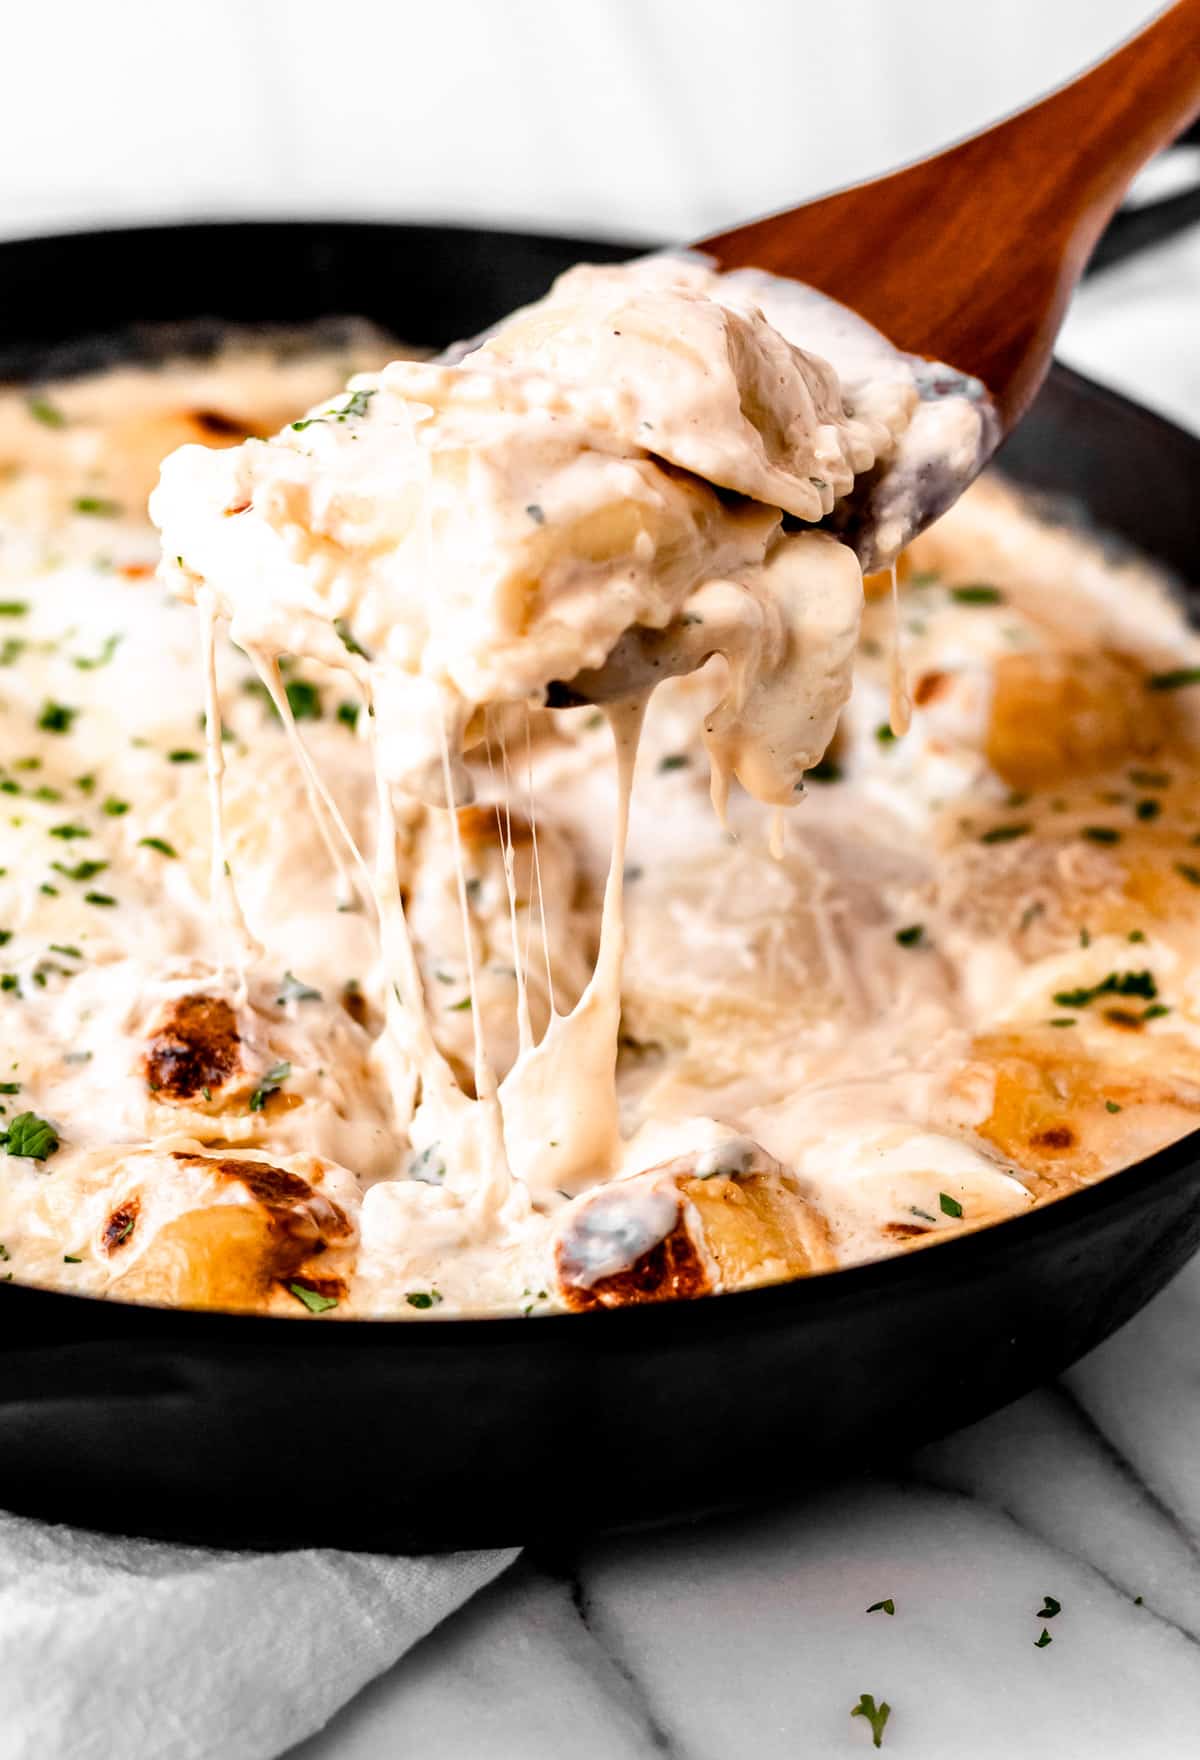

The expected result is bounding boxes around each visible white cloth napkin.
[0,1504,516,1759]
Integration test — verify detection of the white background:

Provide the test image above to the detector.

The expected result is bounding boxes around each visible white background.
[1,0,1163,243]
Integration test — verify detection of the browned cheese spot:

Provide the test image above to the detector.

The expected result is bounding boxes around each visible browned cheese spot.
[145,994,240,1101]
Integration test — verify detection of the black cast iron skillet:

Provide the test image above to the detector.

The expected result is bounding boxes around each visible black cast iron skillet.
[0,219,1199,1552]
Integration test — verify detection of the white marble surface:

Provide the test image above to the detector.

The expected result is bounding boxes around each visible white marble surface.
[286,215,1200,1760]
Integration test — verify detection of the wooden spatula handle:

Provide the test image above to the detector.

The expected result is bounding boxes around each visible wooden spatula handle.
[702,0,1200,423]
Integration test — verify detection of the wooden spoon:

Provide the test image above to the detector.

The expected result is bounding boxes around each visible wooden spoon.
[698,0,1200,434]
[551,3,1200,706]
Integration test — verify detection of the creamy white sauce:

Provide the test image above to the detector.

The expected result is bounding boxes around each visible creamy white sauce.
[1,278,1197,1318]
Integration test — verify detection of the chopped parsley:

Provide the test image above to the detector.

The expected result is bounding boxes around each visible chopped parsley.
[1143,1002,1170,1021]
[333,617,370,659]
[26,395,65,428]
[338,387,376,420]
[288,1282,338,1314]
[72,496,122,517]
[0,1082,17,1095]
[939,1192,964,1219]
[83,891,117,907]
[63,1255,81,1264]
[1106,1100,1122,1113]
[48,945,81,959]
[658,753,689,773]
[249,1060,291,1112]
[894,925,924,947]
[1034,1629,1053,1649]
[405,1289,444,1310]
[48,823,89,840]
[277,970,322,1005]
[51,859,108,882]
[980,823,1030,844]
[449,996,472,1012]
[1053,970,1156,1009]
[1134,798,1161,821]
[2,1111,59,1159]
[244,675,323,721]
[950,583,1003,604]
[337,700,360,730]
[167,749,200,764]
[102,796,129,816]
[1147,668,1200,691]
[1037,1596,1062,1619]
[866,1599,895,1616]
[37,701,78,734]
[72,634,122,671]
[408,1144,446,1185]
[138,837,177,858]
[851,1694,891,1749]
[0,601,28,618]
[1082,826,1121,845]
[0,974,20,994]
[0,933,10,948]
[875,723,897,744]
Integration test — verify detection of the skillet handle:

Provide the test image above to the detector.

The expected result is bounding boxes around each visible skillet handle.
[1089,119,1200,274]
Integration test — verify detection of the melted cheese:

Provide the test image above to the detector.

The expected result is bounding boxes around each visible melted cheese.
[0,276,1196,1319]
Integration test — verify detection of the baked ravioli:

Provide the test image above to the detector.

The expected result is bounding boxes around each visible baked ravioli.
[0,283,1198,1318]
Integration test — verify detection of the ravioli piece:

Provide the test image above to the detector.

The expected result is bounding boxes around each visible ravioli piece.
[554,1137,832,1309]
[476,256,901,521]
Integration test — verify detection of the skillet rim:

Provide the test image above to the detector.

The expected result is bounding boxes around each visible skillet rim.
[0,216,1197,1345]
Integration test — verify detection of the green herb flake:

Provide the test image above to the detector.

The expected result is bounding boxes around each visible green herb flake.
[405,1289,444,1311]
[277,970,322,1006]
[1147,668,1200,692]
[894,925,924,948]
[333,617,370,659]
[1128,929,1146,943]
[138,837,177,858]
[167,749,200,764]
[48,945,81,959]
[83,891,117,907]
[27,395,66,428]
[37,701,78,735]
[1034,1629,1053,1648]
[1106,1099,1122,1113]
[866,1599,895,1616]
[0,1082,17,1095]
[249,1060,292,1112]
[851,1693,891,1749]
[1143,1003,1170,1021]
[288,1282,338,1314]
[48,823,89,839]
[950,584,1003,604]
[2,1111,59,1159]
[52,859,108,882]
[102,796,129,816]
[0,602,28,618]
[1134,798,1161,822]
[63,1254,81,1264]
[525,503,545,524]
[939,1192,964,1219]
[72,633,122,671]
[71,496,122,517]
[875,723,897,744]
[1038,1595,1062,1619]
[449,996,472,1012]
[981,823,1031,844]
[658,754,689,773]
[1053,970,1157,1009]
[336,700,360,731]
[0,974,20,993]
[1082,826,1121,845]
